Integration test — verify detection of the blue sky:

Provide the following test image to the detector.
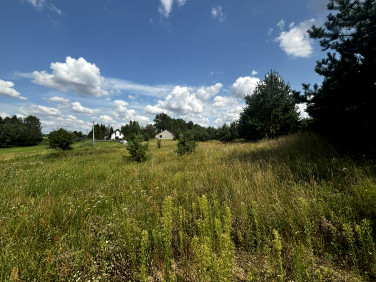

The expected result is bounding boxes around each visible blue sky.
[0,0,329,133]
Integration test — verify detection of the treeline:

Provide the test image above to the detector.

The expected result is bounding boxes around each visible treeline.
[0,115,43,148]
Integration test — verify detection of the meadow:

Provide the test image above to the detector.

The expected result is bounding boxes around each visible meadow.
[0,133,375,281]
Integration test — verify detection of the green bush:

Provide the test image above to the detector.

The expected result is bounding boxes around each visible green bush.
[48,128,75,150]
[126,135,149,162]
[177,133,197,155]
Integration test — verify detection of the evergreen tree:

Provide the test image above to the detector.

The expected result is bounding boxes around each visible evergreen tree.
[238,70,299,141]
[304,0,376,154]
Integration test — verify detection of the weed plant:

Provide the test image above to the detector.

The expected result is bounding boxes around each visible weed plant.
[0,133,375,280]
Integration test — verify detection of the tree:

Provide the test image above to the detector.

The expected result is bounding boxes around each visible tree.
[0,115,42,147]
[304,0,376,154]
[126,135,149,162]
[48,128,75,150]
[121,121,142,141]
[142,124,156,141]
[177,131,197,155]
[238,70,299,141]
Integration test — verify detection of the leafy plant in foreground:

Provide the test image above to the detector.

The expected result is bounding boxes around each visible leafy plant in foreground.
[177,132,197,155]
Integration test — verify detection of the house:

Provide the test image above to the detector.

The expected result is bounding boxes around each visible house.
[111,129,125,140]
[155,130,174,140]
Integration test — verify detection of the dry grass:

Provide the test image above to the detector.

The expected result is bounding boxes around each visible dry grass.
[0,133,375,281]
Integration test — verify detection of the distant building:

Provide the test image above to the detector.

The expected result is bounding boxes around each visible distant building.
[111,129,124,140]
[155,130,174,140]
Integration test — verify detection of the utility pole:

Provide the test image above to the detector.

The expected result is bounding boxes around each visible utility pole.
[92,121,95,145]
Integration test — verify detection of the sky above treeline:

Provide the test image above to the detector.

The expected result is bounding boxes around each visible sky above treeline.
[0,0,329,133]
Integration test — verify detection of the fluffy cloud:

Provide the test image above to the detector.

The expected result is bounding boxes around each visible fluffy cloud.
[0,112,9,118]
[71,102,99,115]
[277,19,285,30]
[41,115,91,133]
[276,19,316,58]
[159,0,186,18]
[212,96,238,108]
[32,56,108,97]
[20,105,61,117]
[195,83,222,101]
[97,115,117,125]
[0,79,27,100]
[232,76,260,98]
[212,5,225,22]
[159,86,204,114]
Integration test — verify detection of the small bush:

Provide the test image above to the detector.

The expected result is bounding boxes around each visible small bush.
[126,135,149,162]
[48,128,75,150]
[177,133,197,155]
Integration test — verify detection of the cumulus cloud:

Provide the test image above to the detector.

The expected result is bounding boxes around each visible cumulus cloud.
[41,114,91,133]
[276,19,316,58]
[32,56,108,97]
[113,99,150,124]
[23,0,62,15]
[232,76,260,98]
[195,83,222,101]
[20,105,61,117]
[159,0,186,18]
[212,96,238,108]
[97,114,117,125]
[0,79,27,100]
[0,112,9,118]
[71,102,99,115]
[211,5,225,22]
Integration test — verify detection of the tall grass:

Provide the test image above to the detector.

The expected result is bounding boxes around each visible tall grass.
[0,133,375,280]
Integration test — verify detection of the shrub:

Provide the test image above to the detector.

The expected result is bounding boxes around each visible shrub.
[126,135,149,162]
[48,128,75,150]
[177,132,197,155]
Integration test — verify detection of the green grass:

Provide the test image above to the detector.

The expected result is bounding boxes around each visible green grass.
[0,133,375,281]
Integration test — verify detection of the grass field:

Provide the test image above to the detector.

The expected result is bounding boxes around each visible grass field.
[1,133,375,281]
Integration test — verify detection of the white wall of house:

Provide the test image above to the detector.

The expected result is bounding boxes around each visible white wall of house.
[155,130,174,140]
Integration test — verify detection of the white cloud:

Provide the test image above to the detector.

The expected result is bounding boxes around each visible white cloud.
[212,96,238,108]
[145,104,166,115]
[41,114,91,133]
[277,19,285,30]
[0,112,9,118]
[276,19,316,58]
[32,56,108,97]
[232,76,260,98]
[297,103,309,119]
[113,99,136,121]
[0,79,27,100]
[24,0,62,15]
[105,78,170,97]
[195,83,222,101]
[46,96,70,104]
[212,5,225,22]
[268,27,274,36]
[20,105,61,117]
[97,114,117,125]
[159,0,186,18]
[158,86,203,115]
[71,102,99,115]
[251,70,258,76]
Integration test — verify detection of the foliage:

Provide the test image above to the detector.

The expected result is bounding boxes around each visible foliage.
[304,0,376,155]
[48,128,75,150]
[177,131,197,155]
[142,124,156,141]
[0,134,375,280]
[88,123,112,140]
[121,121,142,141]
[0,115,43,147]
[126,134,149,162]
[238,70,299,141]
[216,122,238,142]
